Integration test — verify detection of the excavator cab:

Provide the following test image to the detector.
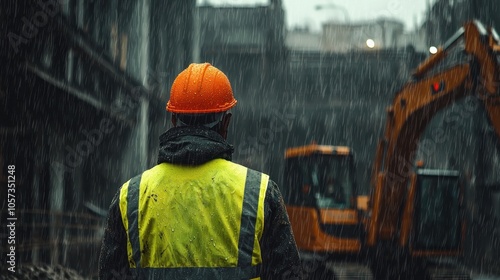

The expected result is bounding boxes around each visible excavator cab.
[409,169,463,255]
[283,144,362,253]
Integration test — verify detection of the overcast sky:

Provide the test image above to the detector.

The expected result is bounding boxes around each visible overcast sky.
[197,0,436,32]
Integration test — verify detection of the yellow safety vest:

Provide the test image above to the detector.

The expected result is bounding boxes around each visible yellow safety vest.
[119,158,269,279]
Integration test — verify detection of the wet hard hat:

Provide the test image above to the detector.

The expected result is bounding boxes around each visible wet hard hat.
[166,63,237,114]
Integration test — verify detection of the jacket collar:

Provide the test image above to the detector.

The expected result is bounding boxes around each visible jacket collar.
[157,126,234,165]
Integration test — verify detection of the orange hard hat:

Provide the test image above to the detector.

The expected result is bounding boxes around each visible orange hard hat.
[166,63,237,114]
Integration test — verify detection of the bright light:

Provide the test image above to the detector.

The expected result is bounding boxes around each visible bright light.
[366,39,375,49]
[429,46,438,54]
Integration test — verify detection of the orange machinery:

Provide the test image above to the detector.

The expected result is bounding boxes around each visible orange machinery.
[284,21,500,279]
[284,144,362,253]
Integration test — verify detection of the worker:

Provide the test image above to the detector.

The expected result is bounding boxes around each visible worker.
[325,176,345,204]
[98,63,302,279]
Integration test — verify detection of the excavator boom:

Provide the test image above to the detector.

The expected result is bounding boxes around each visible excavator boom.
[368,20,500,247]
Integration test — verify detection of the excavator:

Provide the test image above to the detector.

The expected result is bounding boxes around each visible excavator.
[283,20,500,279]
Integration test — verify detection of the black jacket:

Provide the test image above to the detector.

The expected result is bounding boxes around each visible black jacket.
[98,126,303,279]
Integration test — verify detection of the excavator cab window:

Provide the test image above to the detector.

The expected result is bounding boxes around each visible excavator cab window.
[284,153,355,210]
[412,169,462,251]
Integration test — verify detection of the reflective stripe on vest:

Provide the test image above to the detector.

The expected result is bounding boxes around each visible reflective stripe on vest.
[119,159,269,279]
[127,174,142,267]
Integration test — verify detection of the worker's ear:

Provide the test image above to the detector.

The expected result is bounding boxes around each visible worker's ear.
[171,114,177,127]
[219,112,232,139]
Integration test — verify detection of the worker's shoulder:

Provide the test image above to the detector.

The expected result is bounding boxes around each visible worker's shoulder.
[116,172,142,192]
[203,159,278,186]
[136,159,277,184]
[224,160,272,177]
[227,161,280,188]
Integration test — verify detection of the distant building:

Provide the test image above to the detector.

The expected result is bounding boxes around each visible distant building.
[195,2,288,171]
[321,19,404,52]
[285,27,321,52]
[196,2,287,76]
[0,0,194,276]
[286,18,409,53]
[396,27,428,53]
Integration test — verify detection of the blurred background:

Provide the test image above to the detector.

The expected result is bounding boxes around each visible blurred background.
[1,0,499,278]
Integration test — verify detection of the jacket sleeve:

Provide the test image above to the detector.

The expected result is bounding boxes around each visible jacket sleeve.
[98,189,130,280]
[260,179,303,280]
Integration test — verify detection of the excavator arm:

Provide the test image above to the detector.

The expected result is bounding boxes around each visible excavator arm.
[367,21,500,247]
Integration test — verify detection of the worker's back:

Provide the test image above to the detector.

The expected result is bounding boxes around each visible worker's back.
[99,63,302,280]
[119,159,268,279]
